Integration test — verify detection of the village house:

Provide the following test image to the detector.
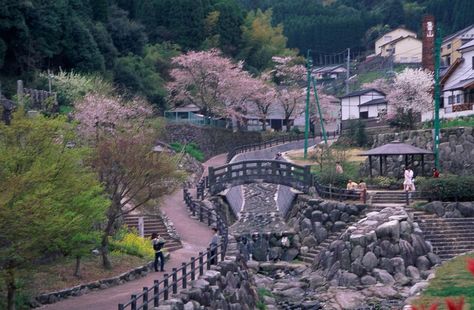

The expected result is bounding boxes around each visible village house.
[374,27,422,64]
[340,89,387,129]
[312,65,347,81]
[441,24,474,66]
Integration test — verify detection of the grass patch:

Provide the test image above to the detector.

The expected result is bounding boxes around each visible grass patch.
[0,253,150,309]
[421,116,474,129]
[170,142,205,162]
[411,253,474,309]
[256,288,274,310]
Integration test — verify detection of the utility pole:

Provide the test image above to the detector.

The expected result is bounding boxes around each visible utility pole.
[304,50,313,159]
[312,77,328,145]
[433,27,442,169]
[346,48,350,95]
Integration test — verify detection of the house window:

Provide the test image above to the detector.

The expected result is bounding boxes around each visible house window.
[447,43,451,49]
[448,96,454,104]
[359,111,369,119]
[456,94,461,103]
[440,97,444,108]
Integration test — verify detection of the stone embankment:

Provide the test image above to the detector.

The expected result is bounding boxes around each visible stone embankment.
[154,258,259,310]
[286,197,367,263]
[315,207,440,293]
[362,126,474,177]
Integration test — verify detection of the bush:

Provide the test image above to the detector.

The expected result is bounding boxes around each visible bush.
[170,142,205,162]
[417,176,474,201]
[368,176,402,188]
[314,169,350,188]
[110,229,155,260]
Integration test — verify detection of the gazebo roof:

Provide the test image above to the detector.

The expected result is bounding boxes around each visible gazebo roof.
[359,141,434,156]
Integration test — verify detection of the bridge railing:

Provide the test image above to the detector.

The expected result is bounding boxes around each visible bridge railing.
[208,160,312,194]
[118,189,228,310]
[226,130,339,163]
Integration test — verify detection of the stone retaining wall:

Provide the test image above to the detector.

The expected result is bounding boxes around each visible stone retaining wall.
[233,232,299,262]
[362,126,474,177]
[316,207,440,288]
[156,258,259,310]
[422,201,474,218]
[164,123,266,159]
[287,197,367,251]
[32,260,159,307]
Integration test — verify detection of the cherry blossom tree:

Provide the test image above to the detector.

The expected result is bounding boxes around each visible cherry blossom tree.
[362,69,433,129]
[74,93,152,139]
[167,49,248,118]
[74,94,182,269]
[386,68,433,118]
[310,87,339,131]
[248,80,277,131]
[270,56,307,132]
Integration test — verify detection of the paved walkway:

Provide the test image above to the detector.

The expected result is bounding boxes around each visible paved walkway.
[40,154,227,310]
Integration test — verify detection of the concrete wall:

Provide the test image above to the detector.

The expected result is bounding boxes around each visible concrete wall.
[375,28,417,54]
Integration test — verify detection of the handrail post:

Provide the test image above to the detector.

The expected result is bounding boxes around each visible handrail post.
[406,191,409,206]
[199,252,204,276]
[142,287,149,310]
[207,209,212,226]
[199,205,203,222]
[221,242,225,261]
[206,248,211,269]
[163,275,169,300]
[153,280,159,307]
[191,202,196,217]
[182,263,187,289]
[131,295,137,310]
[191,257,196,280]
[172,268,178,294]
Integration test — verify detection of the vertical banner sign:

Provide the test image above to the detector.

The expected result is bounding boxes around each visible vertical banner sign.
[422,15,435,72]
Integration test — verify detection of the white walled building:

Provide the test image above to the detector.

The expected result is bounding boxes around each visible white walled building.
[379,36,423,63]
[422,39,474,121]
[341,89,387,121]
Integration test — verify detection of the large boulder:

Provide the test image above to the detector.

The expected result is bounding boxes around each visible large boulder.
[457,202,474,217]
[372,268,395,285]
[424,201,445,217]
[362,252,378,271]
[375,220,400,241]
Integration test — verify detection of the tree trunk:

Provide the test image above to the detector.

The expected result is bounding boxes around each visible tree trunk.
[285,118,291,132]
[6,268,16,310]
[261,118,266,131]
[101,212,117,269]
[74,256,81,278]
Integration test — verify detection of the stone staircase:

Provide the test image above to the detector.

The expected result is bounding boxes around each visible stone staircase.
[370,191,408,205]
[123,214,182,252]
[298,232,341,264]
[413,213,474,261]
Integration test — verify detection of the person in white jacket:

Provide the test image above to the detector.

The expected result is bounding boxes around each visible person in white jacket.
[403,166,414,191]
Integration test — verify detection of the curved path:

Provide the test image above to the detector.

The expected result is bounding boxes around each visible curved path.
[40,154,227,310]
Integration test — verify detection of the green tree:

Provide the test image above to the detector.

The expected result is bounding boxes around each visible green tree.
[0,111,109,310]
[107,5,147,56]
[239,9,296,72]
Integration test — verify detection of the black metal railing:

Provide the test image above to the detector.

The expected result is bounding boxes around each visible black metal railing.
[118,189,228,310]
[226,130,339,163]
[312,176,365,203]
[117,241,226,310]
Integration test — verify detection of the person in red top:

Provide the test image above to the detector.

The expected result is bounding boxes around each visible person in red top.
[432,168,440,178]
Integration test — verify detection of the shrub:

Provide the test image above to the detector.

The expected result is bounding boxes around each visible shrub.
[170,142,205,162]
[417,176,474,201]
[110,229,155,260]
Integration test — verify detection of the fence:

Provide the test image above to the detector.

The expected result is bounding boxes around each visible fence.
[118,189,228,310]
[226,130,339,163]
[312,176,365,203]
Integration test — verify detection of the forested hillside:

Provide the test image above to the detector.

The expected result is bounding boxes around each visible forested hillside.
[1,0,472,109]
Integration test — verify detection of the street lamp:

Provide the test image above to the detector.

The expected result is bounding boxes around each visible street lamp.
[304,50,313,159]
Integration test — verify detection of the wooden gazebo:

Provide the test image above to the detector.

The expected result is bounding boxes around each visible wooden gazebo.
[359,141,434,177]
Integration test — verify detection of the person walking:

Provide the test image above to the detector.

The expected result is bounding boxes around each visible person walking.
[432,168,440,178]
[335,162,344,174]
[209,227,220,265]
[403,166,414,192]
[151,232,165,272]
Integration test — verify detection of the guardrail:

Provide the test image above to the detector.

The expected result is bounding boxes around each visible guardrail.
[226,130,339,163]
[118,189,228,310]
[313,181,365,203]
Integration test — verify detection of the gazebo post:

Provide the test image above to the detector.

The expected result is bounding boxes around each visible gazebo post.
[405,155,408,168]
[421,154,425,176]
[384,155,388,175]
[369,155,373,178]
[379,155,383,176]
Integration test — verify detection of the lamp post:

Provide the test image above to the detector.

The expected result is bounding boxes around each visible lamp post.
[304,50,312,159]
[433,27,442,169]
